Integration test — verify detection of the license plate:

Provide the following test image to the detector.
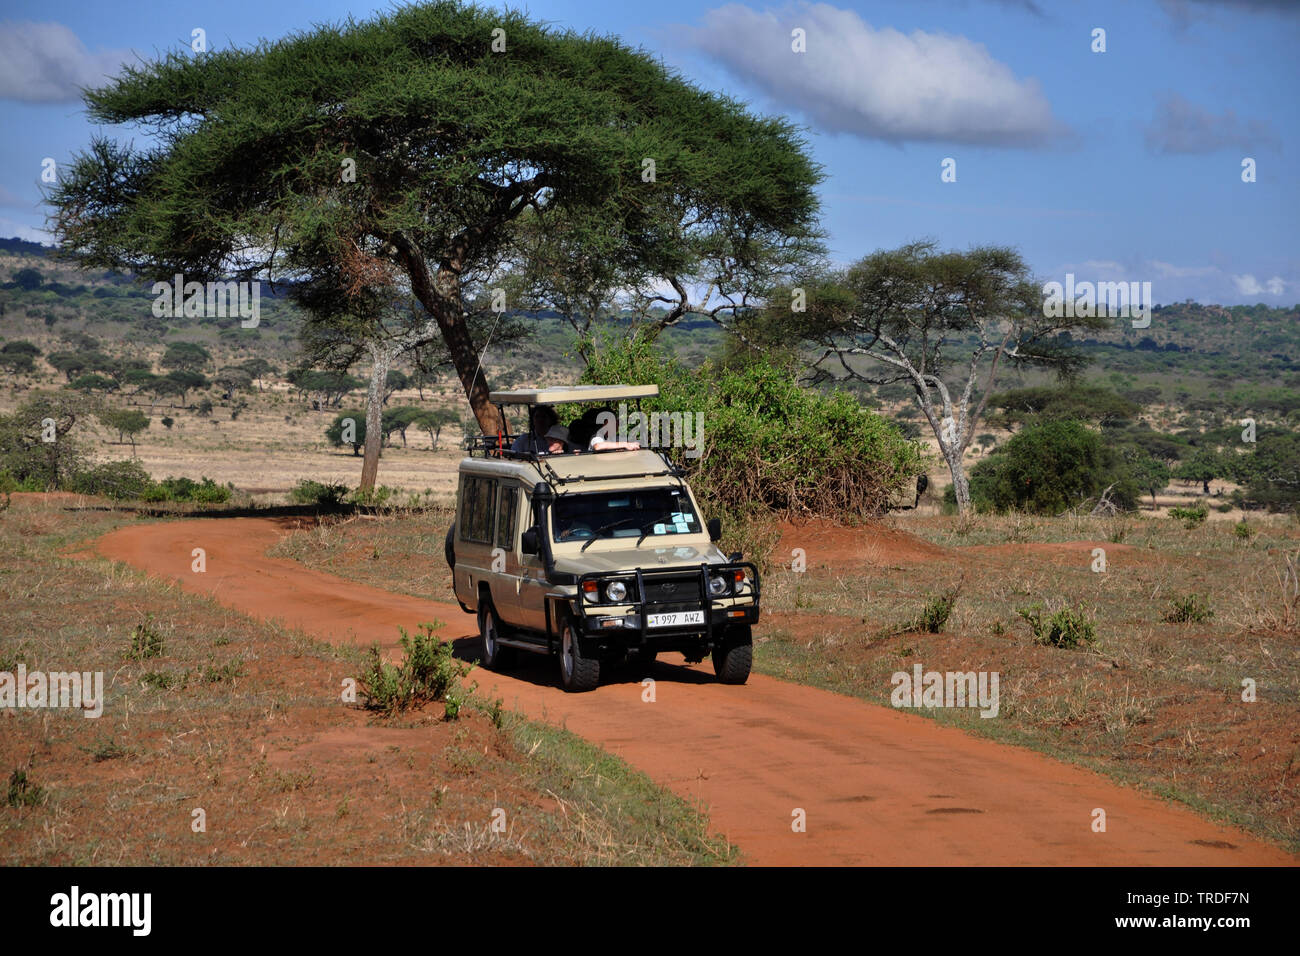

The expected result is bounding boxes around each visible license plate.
[647,610,704,628]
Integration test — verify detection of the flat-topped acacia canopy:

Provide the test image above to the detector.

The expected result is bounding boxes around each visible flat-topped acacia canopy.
[489,385,659,406]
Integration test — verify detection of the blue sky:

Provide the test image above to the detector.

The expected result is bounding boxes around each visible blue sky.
[1,0,1296,305]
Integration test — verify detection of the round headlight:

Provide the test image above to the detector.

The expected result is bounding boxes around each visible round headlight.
[606,580,628,603]
[708,575,728,596]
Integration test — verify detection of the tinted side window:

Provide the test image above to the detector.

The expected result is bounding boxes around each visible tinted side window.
[460,476,497,544]
[496,486,518,549]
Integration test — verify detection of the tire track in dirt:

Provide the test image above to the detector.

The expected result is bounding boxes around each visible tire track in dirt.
[91,516,1296,865]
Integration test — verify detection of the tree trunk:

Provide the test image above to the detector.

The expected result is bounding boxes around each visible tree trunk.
[945,447,971,514]
[392,235,502,435]
[359,345,390,492]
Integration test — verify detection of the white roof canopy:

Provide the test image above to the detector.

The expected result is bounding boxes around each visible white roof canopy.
[488,384,660,405]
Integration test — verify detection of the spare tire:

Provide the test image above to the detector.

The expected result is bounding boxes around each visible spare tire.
[444,524,456,570]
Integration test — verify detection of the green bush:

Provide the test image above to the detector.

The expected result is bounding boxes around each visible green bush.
[961,419,1138,515]
[1162,594,1214,624]
[579,330,924,522]
[1168,505,1208,528]
[1016,602,1096,648]
[289,479,350,506]
[357,621,471,717]
[141,475,232,503]
[904,585,960,634]
[70,460,154,500]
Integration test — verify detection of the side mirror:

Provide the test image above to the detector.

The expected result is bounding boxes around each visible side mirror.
[707,517,722,542]
[521,527,540,555]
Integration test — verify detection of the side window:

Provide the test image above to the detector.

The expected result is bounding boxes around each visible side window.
[496,486,518,549]
[460,476,497,544]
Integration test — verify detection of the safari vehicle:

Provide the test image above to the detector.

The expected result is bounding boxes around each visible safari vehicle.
[445,384,760,692]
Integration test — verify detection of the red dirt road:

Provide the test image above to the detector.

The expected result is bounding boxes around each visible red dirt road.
[93,517,1296,865]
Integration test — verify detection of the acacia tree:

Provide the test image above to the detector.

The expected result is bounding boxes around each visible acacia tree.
[48,1,821,440]
[798,241,1107,513]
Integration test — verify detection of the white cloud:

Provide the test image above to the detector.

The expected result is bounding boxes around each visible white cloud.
[688,3,1059,146]
[0,21,134,103]
[0,216,52,244]
[1144,92,1279,154]
[1232,274,1287,296]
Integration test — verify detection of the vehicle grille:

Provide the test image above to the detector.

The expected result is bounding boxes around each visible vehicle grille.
[641,575,702,606]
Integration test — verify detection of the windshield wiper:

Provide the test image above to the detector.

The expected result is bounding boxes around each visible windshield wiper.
[580,517,641,552]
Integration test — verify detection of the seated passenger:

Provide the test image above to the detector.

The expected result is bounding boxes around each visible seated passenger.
[544,424,576,455]
[509,405,558,455]
[579,405,640,452]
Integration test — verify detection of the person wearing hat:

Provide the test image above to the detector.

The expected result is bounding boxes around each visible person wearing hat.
[510,405,558,454]
[543,423,575,455]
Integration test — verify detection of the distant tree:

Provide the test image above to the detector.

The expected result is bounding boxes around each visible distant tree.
[163,369,208,405]
[988,386,1139,430]
[800,241,1108,513]
[12,267,43,291]
[410,407,459,450]
[213,366,253,400]
[69,373,119,394]
[47,351,93,382]
[1174,448,1225,495]
[326,412,367,457]
[382,369,410,405]
[161,416,175,429]
[1,340,41,357]
[239,358,274,391]
[161,342,211,373]
[98,407,150,453]
[1121,447,1172,508]
[381,405,422,447]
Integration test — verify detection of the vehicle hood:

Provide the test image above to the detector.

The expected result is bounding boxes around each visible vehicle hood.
[552,543,726,576]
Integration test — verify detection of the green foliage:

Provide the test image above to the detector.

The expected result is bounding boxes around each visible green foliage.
[289,479,350,507]
[6,768,47,808]
[127,616,166,660]
[141,475,232,504]
[963,419,1138,514]
[161,342,211,372]
[580,330,924,522]
[325,412,366,455]
[1162,594,1214,624]
[1168,505,1208,528]
[11,267,44,291]
[1016,603,1096,649]
[904,584,961,634]
[357,621,471,718]
[988,385,1140,428]
[0,391,89,491]
[97,407,150,446]
[70,459,154,499]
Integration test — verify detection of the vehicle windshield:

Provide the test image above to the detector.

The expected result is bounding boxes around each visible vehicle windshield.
[551,487,700,544]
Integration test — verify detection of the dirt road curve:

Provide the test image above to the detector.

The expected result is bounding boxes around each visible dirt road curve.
[93,517,1295,865]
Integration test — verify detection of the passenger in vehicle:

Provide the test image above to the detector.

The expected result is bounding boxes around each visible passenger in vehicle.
[544,424,576,454]
[510,405,558,454]
[571,406,641,452]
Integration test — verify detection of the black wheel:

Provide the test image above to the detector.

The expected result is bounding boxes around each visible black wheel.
[559,620,601,692]
[479,601,516,670]
[444,524,456,570]
[712,625,752,685]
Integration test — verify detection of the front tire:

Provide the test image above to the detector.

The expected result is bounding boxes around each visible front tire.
[559,621,601,692]
[712,625,752,685]
[479,601,516,670]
